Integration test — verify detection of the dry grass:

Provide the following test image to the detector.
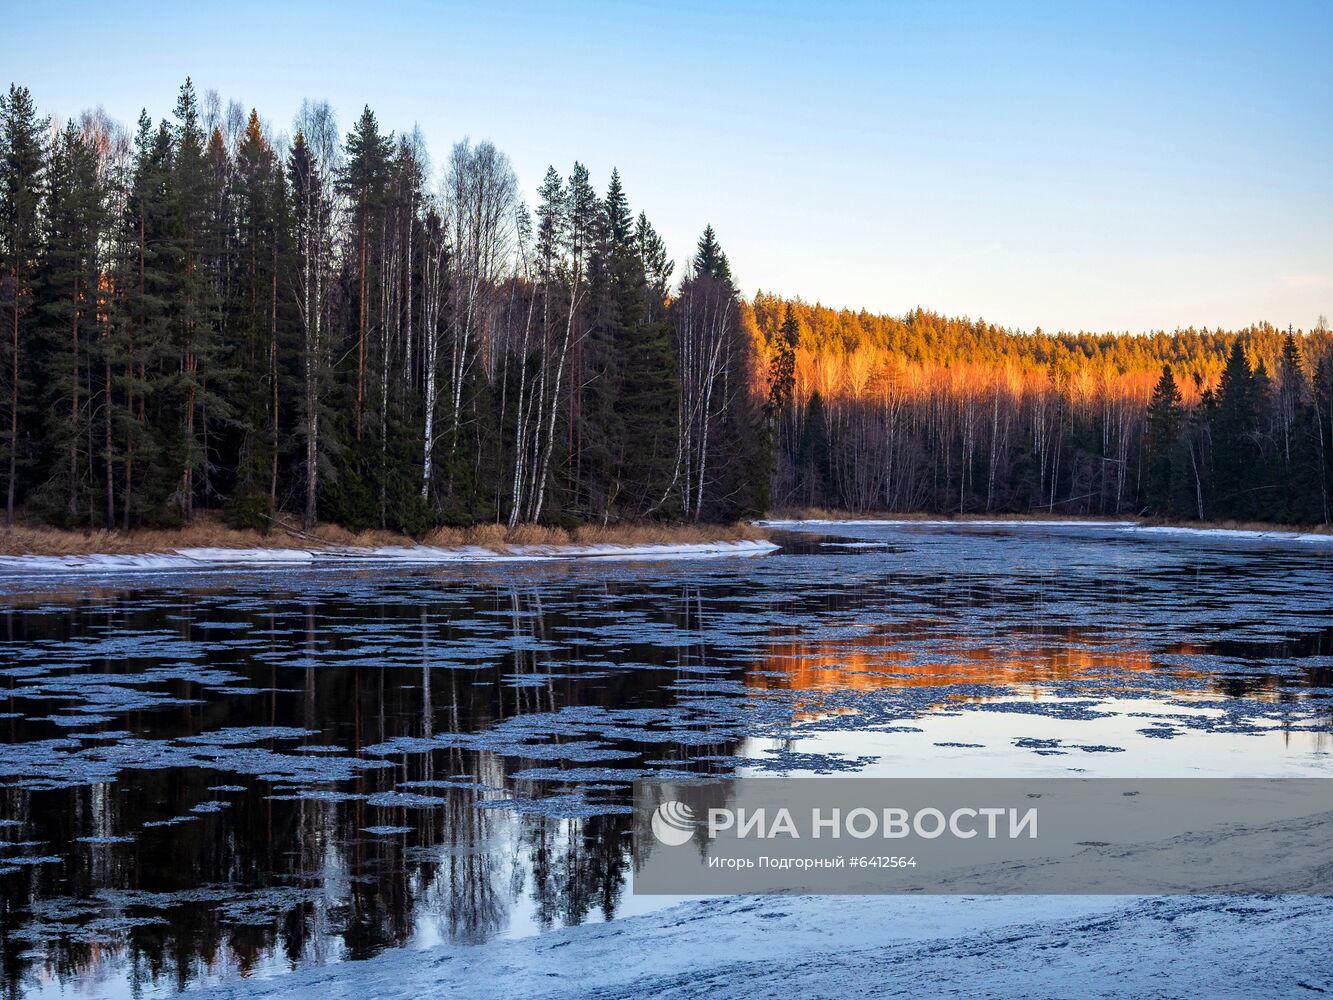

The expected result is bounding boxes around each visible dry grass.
[0,511,768,557]
[769,507,1333,536]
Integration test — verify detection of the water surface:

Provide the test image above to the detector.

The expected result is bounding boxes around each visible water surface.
[1,522,1330,997]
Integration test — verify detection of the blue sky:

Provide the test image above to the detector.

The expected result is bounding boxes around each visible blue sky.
[4,0,1330,332]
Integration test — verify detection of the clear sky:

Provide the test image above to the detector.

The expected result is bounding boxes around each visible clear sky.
[4,0,1330,333]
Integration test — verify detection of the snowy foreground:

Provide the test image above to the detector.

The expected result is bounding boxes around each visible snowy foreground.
[0,539,778,575]
[192,893,1333,999]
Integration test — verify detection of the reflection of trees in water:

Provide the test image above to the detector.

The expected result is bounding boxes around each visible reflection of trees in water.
[1195,627,1333,744]
[0,578,744,994]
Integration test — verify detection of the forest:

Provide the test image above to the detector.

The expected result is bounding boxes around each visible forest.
[753,300,1333,523]
[1,80,1331,534]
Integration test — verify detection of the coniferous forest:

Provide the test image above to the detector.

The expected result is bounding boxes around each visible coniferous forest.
[1,80,1330,534]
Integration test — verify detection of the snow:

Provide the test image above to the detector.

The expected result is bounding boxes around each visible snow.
[187,892,1333,999]
[762,517,1333,544]
[761,518,1140,528]
[0,539,778,576]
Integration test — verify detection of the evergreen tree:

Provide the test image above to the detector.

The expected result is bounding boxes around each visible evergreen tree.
[1314,354,1333,524]
[339,106,394,446]
[115,116,178,525]
[766,305,798,422]
[1143,364,1181,515]
[1271,331,1322,522]
[0,84,47,525]
[167,77,227,522]
[34,121,106,523]
[1213,338,1259,518]
[693,224,732,286]
[226,110,292,526]
[287,128,334,529]
[798,390,832,506]
[634,212,672,323]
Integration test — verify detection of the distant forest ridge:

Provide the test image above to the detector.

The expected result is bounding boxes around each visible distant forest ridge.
[1,81,1330,533]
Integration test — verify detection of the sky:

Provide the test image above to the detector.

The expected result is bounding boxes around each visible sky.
[3,0,1330,333]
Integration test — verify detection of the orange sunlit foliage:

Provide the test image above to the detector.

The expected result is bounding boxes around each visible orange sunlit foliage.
[745,293,1333,516]
[744,294,1330,411]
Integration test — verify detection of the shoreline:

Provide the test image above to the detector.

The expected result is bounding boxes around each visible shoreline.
[4,509,1332,564]
[0,515,769,560]
[763,509,1333,540]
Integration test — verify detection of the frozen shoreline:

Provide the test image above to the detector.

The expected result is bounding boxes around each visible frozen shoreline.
[188,892,1333,999]
[0,538,779,576]
[761,517,1333,544]
[186,806,1333,998]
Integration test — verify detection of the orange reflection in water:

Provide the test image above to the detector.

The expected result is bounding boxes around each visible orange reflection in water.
[746,625,1205,702]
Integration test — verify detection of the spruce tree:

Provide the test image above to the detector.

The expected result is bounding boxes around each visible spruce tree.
[1271,331,1323,522]
[35,121,106,524]
[1143,364,1182,515]
[114,115,177,526]
[1213,338,1258,518]
[168,78,217,521]
[227,110,291,526]
[634,212,672,323]
[1313,354,1333,524]
[0,84,47,526]
[693,224,732,286]
[798,390,833,507]
[339,106,393,447]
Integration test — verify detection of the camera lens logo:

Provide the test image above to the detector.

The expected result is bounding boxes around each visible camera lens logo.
[650,800,696,846]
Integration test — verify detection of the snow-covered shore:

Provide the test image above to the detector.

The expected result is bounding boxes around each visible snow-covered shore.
[188,892,1332,999]
[761,517,1333,545]
[0,538,779,576]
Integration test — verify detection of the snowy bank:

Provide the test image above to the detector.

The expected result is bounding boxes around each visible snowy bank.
[0,539,779,576]
[188,892,1333,999]
[761,517,1333,545]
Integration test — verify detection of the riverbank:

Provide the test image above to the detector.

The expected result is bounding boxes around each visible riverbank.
[767,508,1333,538]
[0,514,769,559]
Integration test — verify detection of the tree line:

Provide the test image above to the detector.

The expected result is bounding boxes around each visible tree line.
[749,297,1332,523]
[3,80,1330,533]
[0,80,764,533]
